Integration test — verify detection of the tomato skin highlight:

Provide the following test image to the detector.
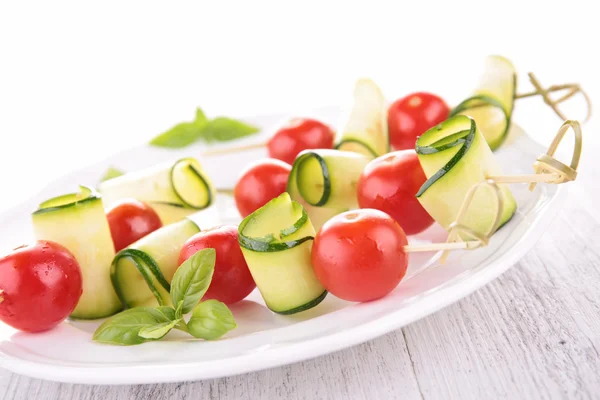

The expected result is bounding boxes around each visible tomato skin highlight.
[0,240,83,332]
[311,209,408,302]
[357,150,434,235]
[234,158,292,218]
[267,118,335,165]
[106,199,163,252]
[178,225,256,304]
[388,92,450,150]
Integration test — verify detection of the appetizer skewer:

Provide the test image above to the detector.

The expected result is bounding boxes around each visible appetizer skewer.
[404,118,581,260]
[200,79,388,161]
[452,55,590,150]
[200,55,591,158]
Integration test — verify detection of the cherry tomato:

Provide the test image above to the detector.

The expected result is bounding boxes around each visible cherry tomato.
[388,92,450,150]
[357,150,434,235]
[267,118,335,165]
[311,209,408,302]
[0,241,83,332]
[178,225,255,304]
[234,159,292,218]
[106,199,163,252]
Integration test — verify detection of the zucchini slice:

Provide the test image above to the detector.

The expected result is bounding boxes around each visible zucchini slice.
[450,55,516,151]
[287,149,370,229]
[416,115,517,237]
[110,209,219,309]
[98,158,215,225]
[32,186,121,319]
[336,78,389,158]
[238,192,327,314]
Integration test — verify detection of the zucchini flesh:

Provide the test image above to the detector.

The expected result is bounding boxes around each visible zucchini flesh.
[336,78,389,158]
[238,192,326,314]
[450,55,516,151]
[98,158,215,225]
[32,186,121,319]
[110,218,201,309]
[287,149,370,229]
[416,115,517,237]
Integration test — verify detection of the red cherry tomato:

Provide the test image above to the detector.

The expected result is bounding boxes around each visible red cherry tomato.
[178,225,255,304]
[311,209,408,302]
[267,118,335,165]
[388,92,450,150]
[234,159,291,218]
[106,199,163,252]
[357,150,434,235]
[0,241,83,332]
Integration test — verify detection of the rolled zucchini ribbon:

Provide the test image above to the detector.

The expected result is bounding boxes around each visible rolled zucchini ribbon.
[287,149,370,229]
[32,186,121,319]
[450,55,516,151]
[415,115,517,238]
[336,78,389,158]
[98,158,216,225]
[238,193,327,315]
[110,210,218,309]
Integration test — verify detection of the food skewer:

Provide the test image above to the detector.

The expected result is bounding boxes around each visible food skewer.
[403,119,582,262]
[202,78,388,161]
[200,58,590,159]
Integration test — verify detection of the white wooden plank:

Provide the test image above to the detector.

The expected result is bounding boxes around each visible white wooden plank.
[401,200,600,400]
[0,331,422,400]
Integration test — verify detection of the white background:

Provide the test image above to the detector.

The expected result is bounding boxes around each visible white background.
[0,1,597,211]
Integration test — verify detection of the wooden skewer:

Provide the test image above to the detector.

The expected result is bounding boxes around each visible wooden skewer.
[403,240,482,253]
[487,173,561,184]
[201,141,268,157]
[515,72,592,123]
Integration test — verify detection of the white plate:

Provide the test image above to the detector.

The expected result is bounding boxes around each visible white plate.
[0,108,564,385]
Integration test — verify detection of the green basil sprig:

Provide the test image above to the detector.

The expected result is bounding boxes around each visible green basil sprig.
[92,248,237,346]
[149,107,259,148]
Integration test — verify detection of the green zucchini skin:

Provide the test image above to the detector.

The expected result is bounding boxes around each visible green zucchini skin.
[274,290,328,315]
[335,139,379,159]
[450,55,517,151]
[98,158,215,225]
[32,186,122,319]
[238,193,327,314]
[110,218,201,309]
[287,149,370,229]
[416,115,517,237]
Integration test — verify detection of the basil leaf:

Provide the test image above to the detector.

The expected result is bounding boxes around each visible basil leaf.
[138,319,180,340]
[201,117,259,143]
[187,300,237,340]
[175,300,184,320]
[149,122,204,148]
[170,248,216,315]
[149,107,258,148]
[150,306,177,322]
[92,307,165,346]
[194,107,208,127]
[100,167,124,182]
